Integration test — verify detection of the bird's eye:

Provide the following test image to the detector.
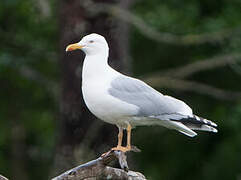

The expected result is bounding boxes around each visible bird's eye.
[89,40,94,43]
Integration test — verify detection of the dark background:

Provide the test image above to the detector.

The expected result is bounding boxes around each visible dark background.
[1,0,241,179]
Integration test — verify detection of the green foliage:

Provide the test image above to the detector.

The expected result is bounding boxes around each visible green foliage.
[131,0,241,179]
[0,0,57,179]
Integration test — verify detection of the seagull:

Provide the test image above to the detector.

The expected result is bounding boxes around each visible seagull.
[66,33,217,152]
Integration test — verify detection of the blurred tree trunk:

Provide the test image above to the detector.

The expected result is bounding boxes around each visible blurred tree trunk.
[10,123,27,180]
[52,0,131,176]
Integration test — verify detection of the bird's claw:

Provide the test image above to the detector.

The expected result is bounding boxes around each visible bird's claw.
[111,145,141,153]
[111,146,132,153]
[101,145,141,157]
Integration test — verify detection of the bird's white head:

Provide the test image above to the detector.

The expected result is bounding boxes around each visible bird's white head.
[66,33,109,56]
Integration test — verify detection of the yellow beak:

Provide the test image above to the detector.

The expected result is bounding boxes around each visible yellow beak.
[65,43,84,52]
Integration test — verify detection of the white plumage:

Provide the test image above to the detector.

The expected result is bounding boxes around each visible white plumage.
[66,33,217,152]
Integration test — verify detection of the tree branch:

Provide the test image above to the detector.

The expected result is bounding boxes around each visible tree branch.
[139,54,241,101]
[142,76,241,101]
[108,6,233,46]
[163,54,241,78]
[52,150,146,180]
[82,0,238,46]
[141,54,241,80]
[0,174,8,180]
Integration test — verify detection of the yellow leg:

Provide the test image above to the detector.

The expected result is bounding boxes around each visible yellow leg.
[126,123,132,150]
[111,124,132,152]
[117,127,123,147]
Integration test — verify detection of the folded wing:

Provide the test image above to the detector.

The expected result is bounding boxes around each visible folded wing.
[108,75,217,137]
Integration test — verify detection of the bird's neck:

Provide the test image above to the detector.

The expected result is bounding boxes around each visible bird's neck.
[82,53,110,81]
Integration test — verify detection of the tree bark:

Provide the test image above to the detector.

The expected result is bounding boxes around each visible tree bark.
[0,174,8,180]
[52,151,146,180]
[52,0,131,176]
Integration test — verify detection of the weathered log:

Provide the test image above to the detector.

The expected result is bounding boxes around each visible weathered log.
[52,150,146,180]
[0,174,8,180]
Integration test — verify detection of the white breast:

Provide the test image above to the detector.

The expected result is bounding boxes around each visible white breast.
[81,55,138,126]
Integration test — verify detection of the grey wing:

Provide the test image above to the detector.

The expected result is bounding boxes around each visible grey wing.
[108,76,218,137]
[108,76,193,119]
